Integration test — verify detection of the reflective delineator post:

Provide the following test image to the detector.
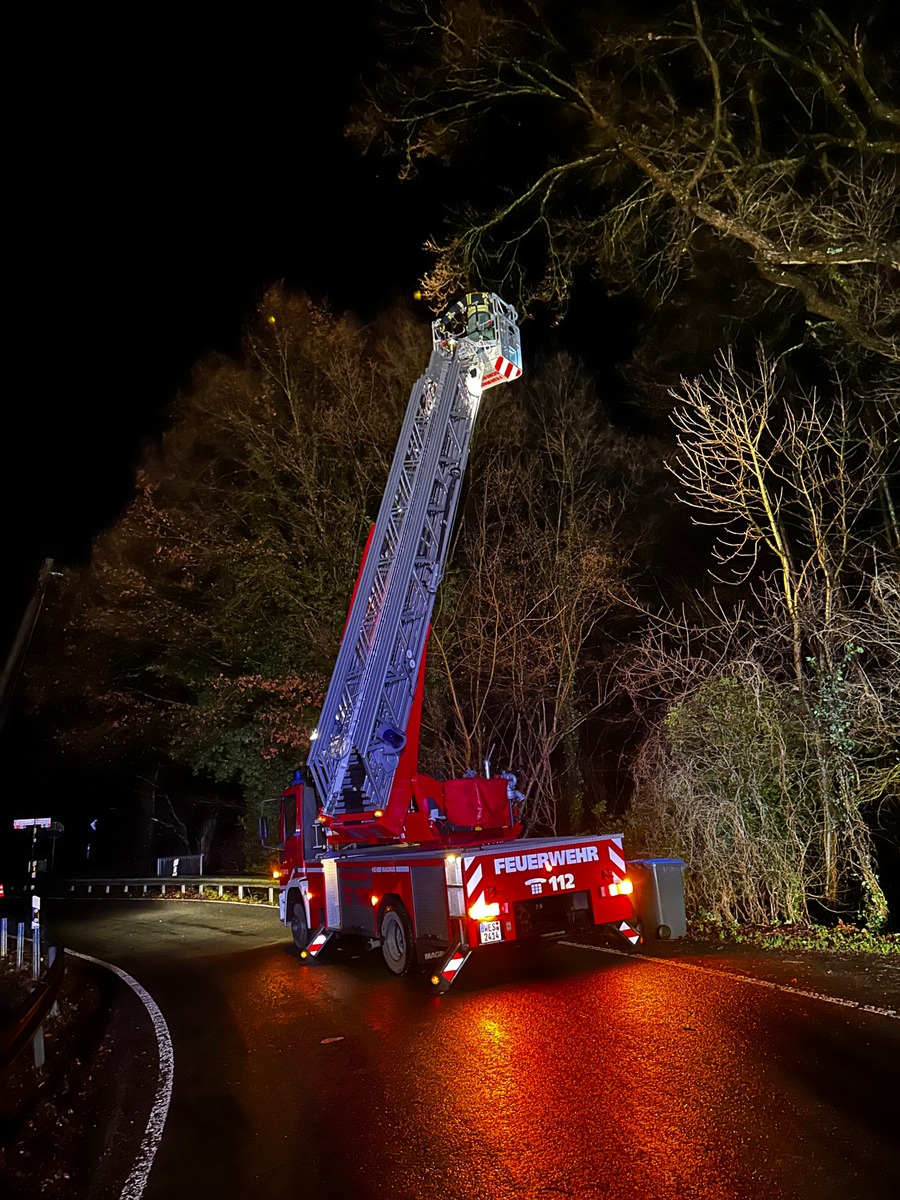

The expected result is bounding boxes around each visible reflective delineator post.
[33,1024,45,1071]
[32,925,41,979]
[16,922,25,968]
[49,945,59,1017]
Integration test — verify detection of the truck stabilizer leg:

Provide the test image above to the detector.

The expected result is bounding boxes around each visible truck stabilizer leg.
[300,927,335,963]
[610,920,642,950]
[429,944,473,994]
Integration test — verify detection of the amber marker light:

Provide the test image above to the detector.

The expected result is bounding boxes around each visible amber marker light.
[374,809,384,818]
[430,974,441,986]
[468,897,501,920]
[609,878,634,896]
[371,895,380,906]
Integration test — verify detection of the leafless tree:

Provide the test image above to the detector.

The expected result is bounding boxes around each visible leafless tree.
[668,345,899,681]
[623,574,894,924]
[424,355,639,831]
[352,0,899,361]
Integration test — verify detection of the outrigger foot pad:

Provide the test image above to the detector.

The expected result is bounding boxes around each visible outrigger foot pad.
[429,945,472,993]
[613,921,641,948]
[300,927,335,963]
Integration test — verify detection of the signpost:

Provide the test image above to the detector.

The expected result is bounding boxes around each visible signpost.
[13,818,57,885]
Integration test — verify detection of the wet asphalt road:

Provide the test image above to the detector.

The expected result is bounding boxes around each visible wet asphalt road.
[47,900,900,1200]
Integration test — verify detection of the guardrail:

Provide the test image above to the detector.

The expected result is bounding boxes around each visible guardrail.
[49,876,278,904]
[0,919,65,1073]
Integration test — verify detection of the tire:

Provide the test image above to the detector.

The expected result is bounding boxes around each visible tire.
[380,903,417,977]
[289,891,310,951]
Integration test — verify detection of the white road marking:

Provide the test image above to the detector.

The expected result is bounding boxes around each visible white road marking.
[560,941,900,1020]
[69,950,175,1199]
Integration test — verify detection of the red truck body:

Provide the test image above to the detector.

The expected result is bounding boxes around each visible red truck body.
[274,780,639,992]
[266,295,641,991]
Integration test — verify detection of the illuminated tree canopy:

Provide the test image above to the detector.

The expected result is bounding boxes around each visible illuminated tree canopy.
[352,0,899,360]
[30,292,420,803]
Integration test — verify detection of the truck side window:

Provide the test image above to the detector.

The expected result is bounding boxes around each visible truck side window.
[281,795,298,842]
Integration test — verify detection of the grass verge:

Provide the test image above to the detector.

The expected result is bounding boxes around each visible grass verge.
[690,917,900,955]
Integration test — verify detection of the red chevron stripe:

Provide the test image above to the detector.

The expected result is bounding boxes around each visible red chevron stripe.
[441,952,466,981]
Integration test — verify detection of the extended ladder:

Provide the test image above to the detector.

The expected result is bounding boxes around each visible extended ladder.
[307,293,522,822]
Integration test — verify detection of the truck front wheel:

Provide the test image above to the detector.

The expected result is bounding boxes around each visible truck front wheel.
[380,903,416,977]
[289,892,309,951]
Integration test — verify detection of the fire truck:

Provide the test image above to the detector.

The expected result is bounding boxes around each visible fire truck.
[262,293,640,992]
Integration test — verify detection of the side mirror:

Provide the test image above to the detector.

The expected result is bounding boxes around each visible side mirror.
[258,815,270,844]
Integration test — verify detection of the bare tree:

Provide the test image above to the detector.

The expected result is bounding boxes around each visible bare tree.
[660,346,898,914]
[352,0,899,361]
[668,346,899,681]
[624,573,895,925]
[425,355,637,831]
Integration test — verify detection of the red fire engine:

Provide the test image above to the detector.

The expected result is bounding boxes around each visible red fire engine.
[263,294,640,992]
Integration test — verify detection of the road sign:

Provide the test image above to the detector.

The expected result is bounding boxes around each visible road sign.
[13,818,52,829]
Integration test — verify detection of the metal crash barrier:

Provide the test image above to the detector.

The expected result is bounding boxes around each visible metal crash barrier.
[51,876,277,904]
[157,854,205,876]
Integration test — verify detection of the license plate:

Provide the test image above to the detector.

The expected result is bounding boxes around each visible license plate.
[479,920,502,944]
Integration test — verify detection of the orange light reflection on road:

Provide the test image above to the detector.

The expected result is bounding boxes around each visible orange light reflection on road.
[239,931,783,1200]
[393,956,752,1200]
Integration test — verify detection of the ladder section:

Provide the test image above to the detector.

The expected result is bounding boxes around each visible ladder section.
[307,294,522,822]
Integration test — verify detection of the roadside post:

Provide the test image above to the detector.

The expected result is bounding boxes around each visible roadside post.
[13,817,52,891]
[31,895,41,978]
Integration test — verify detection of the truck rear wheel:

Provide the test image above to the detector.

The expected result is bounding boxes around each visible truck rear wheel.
[289,892,309,951]
[380,903,416,977]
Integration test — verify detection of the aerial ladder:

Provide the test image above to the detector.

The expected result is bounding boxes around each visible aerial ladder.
[306,292,523,846]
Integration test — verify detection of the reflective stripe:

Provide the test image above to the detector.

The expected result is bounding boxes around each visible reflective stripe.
[493,356,522,380]
[609,846,626,875]
[466,862,483,895]
[441,952,467,981]
[618,922,640,945]
[307,933,329,956]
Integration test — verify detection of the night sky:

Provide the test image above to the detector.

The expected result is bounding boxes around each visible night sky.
[3,10,438,645]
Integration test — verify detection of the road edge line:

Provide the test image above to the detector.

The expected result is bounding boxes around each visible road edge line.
[559,941,900,1020]
[68,950,174,1199]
